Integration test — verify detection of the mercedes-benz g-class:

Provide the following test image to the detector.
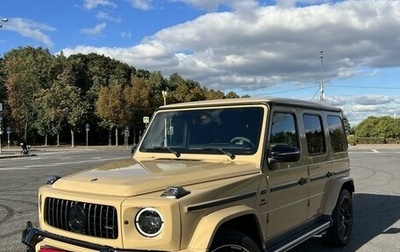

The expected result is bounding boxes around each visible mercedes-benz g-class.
[22,97,354,252]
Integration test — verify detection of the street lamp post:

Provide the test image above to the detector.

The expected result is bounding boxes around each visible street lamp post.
[162,90,168,106]
[162,91,168,146]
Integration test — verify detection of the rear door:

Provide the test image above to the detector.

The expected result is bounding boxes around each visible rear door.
[305,112,349,219]
[301,111,330,219]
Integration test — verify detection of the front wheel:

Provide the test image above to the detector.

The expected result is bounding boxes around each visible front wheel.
[210,230,262,252]
[325,189,353,246]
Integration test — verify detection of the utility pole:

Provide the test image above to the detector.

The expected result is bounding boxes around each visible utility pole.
[319,50,325,103]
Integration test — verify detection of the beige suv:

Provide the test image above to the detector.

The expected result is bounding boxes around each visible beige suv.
[22,97,354,252]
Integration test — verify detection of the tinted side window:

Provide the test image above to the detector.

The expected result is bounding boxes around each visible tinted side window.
[327,115,348,153]
[303,114,326,155]
[270,112,298,147]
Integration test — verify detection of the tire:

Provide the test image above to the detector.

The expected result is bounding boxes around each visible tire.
[210,230,262,252]
[325,189,353,246]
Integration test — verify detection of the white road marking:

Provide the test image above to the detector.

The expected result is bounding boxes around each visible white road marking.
[0,167,29,171]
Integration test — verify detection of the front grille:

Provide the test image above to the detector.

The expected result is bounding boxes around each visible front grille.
[44,197,118,239]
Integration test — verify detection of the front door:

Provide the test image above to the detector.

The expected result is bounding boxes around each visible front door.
[265,110,309,238]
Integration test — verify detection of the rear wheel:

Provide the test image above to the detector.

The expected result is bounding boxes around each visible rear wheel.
[210,230,262,252]
[325,189,353,246]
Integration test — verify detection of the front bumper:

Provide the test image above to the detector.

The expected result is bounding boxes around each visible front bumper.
[22,221,119,252]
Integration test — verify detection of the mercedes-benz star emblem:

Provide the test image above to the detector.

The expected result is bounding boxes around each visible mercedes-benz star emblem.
[68,204,86,233]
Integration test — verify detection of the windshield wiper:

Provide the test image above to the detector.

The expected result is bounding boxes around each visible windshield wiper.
[200,147,235,160]
[150,146,181,158]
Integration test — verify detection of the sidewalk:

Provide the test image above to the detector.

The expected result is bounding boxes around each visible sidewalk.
[0,148,20,158]
[0,145,131,159]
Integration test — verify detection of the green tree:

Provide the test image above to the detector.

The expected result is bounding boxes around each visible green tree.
[3,46,55,141]
[355,116,400,139]
[225,91,240,99]
[124,76,153,141]
[0,58,7,102]
[34,89,58,146]
[342,114,351,135]
[187,84,206,101]
[355,116,379,137]
[1,48,251,146]
[36,63,88,147]
[205,89,225,100]
[147,71,168,107]
[95,81,128,146]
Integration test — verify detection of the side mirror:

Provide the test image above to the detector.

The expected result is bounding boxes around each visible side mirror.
[269,144,301,163]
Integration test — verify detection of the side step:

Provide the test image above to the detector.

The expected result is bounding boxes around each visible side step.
[265,219,331,252]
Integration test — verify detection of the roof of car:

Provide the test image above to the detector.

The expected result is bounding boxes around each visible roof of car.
[159,97,342,112]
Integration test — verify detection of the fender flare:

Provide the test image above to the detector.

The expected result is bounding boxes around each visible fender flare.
[186,205,263,251]
[320,176,354,215]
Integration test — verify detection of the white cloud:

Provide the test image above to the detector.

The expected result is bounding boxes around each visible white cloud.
[62,0,400,126]
[126,0,153,10]
[64,1,400,89]
[354,95,393,106]
[393,97,400,104]
[95,11,122,22]
[174,0,259,12]
[80,22,107,36]
[2,18,55,47]
[61,0,400,90]
[350,105,379,113]
[120,31,132,39]
[84,0,117,9]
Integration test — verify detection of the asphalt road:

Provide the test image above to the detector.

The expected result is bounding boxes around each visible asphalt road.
[294,147,400,252]
[0,146,399,251]
[0,147,131,251]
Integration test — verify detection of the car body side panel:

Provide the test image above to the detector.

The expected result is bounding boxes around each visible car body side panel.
[186,205,262,251]
[320,175,354,215]
[266,165,309,238]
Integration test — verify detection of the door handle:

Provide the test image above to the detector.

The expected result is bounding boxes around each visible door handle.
[298,177,307,185]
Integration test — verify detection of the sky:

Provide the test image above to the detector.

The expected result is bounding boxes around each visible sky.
[1,0,400,126]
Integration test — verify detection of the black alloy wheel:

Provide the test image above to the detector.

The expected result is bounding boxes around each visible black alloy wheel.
[210,230,262,252]
[325,189,353,246]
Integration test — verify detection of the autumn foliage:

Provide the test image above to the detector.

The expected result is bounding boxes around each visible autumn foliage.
[0,46,244,146]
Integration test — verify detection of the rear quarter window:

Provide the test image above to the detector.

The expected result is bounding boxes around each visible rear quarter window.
[327,115,348,152]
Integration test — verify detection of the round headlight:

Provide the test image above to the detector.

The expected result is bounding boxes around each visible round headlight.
[135,208,164,237]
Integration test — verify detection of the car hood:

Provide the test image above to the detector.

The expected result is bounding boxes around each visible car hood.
[52,158,260,196]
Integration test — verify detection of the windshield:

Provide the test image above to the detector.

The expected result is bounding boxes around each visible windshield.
[139,106,264,156]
